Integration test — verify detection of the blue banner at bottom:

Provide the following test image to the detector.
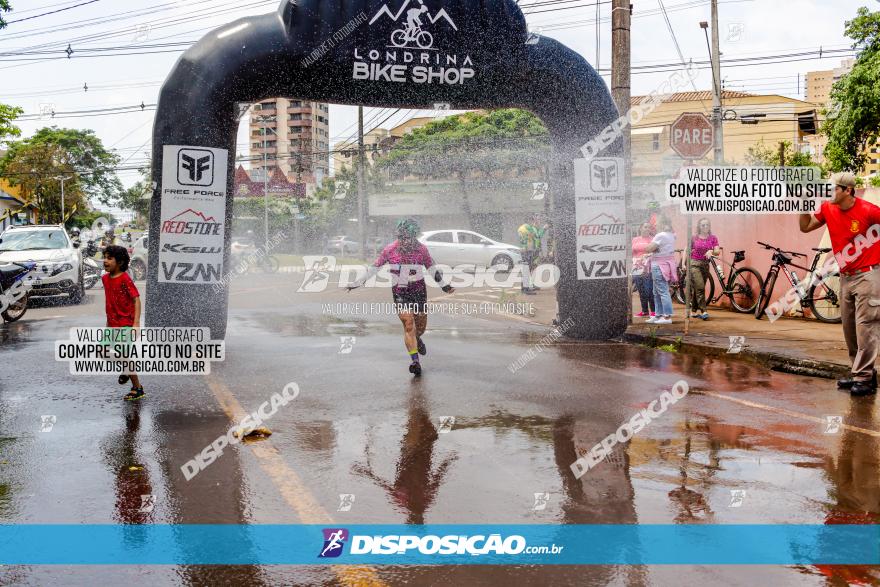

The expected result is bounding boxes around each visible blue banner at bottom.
[0,525,877,565]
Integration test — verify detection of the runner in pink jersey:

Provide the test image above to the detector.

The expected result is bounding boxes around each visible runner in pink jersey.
[348,218,455,376]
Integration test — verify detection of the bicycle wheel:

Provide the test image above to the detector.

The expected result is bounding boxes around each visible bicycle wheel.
[808,274,842,323]
[390,29,408,47]
[728,267,763,313]
[416,30,433,49]
[263,256,280,273]
[673,266,687,304]
[754,269,778,319]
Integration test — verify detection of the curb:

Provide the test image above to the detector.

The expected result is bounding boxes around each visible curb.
[623,330,849,380]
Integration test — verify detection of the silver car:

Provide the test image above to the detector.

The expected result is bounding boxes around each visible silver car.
[419,230,521,271]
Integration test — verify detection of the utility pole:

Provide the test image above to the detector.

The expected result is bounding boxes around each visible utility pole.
[611,0,632,322]
[357,106,366,260]
[710,0,724,164]
[255,113,276,249]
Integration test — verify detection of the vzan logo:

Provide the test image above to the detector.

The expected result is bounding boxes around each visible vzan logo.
[178,148,214,186]
[353,0,474,85]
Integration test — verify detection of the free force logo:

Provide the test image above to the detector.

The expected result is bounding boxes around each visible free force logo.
[178,148,214,186]
[590,159,618,192]
[319,528,349,558]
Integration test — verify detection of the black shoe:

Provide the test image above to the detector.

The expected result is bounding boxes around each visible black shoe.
[838,370,877,390]
[409,362,422,377]
[522,288,537,295]
[417,337,426,356]
[851,381,877,396]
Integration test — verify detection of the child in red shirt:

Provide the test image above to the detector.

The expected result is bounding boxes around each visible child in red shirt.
[102,245,144,400]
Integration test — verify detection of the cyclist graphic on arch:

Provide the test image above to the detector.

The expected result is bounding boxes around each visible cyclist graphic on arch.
[392,0,434,49]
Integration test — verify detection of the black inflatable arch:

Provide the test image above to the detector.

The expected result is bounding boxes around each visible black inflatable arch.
[147,0,627,339]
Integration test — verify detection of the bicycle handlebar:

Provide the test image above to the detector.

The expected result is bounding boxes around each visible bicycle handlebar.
[757,241,807,258]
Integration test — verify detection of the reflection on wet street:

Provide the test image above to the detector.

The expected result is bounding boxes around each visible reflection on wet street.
[1,286,879,585]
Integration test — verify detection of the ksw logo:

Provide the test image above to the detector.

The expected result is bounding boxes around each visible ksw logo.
[590,159,618,192]
[370,0,458,50]
[162,243,222,254]
[178,148,214,186]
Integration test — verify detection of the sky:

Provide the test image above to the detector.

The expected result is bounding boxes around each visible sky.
[0,0,870,199]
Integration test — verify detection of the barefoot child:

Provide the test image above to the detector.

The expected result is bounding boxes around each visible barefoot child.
[102,245,145,400]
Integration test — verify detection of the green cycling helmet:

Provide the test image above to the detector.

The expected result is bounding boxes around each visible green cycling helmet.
[396,217,420,238]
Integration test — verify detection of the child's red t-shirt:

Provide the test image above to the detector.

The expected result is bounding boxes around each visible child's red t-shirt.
[103,272,140,327]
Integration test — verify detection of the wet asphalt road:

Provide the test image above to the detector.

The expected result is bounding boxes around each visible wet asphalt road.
[1,272,879,586]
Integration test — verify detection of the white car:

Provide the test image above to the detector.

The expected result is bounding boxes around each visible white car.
[0,224,84,303]
[419,230,522,271]
[128,235,148,281]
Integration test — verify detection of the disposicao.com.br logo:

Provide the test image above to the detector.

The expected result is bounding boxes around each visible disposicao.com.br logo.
[318,528,563,558]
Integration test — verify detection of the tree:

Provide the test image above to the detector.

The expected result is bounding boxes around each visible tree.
[376,109,550,227]
[744,140,816,167]
[870,175,880,188]
[0,127,123,221]
[0,2,12,29]
[822,7,880,171]
[0,142,87,223]
[0,102,23,144]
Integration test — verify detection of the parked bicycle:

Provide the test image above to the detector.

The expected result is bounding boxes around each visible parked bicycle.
[753,241,841,323]
[670,249,763,313]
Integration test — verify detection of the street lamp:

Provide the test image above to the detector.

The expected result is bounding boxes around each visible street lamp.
[254,113,277,249]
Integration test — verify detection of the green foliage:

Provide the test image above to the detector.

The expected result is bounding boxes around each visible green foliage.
[0,102,22,143]
[0,2,11,29]
[822,7,880,171]
[376,109,550,179]
[870,175,880,188]
[0,128,122,217]
[744,140,816,167]
[69,209,116,230]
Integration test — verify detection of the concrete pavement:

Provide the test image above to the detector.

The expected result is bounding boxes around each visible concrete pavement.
[1,271,878,585]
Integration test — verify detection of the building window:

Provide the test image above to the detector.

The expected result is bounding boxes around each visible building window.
[652,134,660,151]
[290,113,302,121]
[290,127,302,134]
[290,101,302,108]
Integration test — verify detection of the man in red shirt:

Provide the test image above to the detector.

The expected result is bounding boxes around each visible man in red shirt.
[800,172,880,396]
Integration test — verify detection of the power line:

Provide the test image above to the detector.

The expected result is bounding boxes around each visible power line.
[5,0,102,25]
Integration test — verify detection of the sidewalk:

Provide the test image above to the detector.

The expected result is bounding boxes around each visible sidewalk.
[505,287,850,379]
[625,305,851,379]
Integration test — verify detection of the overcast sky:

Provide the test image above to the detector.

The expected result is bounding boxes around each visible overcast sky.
[0,0,868,190]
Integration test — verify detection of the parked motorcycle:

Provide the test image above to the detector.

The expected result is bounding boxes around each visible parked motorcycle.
[82,239,102,290]
[0,261,37,323]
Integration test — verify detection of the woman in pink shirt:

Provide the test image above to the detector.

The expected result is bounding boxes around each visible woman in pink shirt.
[689,218,721,320]
[632,222,655,317]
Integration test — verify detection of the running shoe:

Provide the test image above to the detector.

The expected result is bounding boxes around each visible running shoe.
[417,337,426,355]
[409,363,422,376]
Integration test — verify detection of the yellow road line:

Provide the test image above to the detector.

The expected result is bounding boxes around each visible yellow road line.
[205,374,386,586]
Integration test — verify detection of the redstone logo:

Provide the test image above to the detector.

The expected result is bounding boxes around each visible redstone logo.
[578,213,625,237]
[161,209,222,236]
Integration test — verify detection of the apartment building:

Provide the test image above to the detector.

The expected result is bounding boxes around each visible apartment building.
[249,99,330,186]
